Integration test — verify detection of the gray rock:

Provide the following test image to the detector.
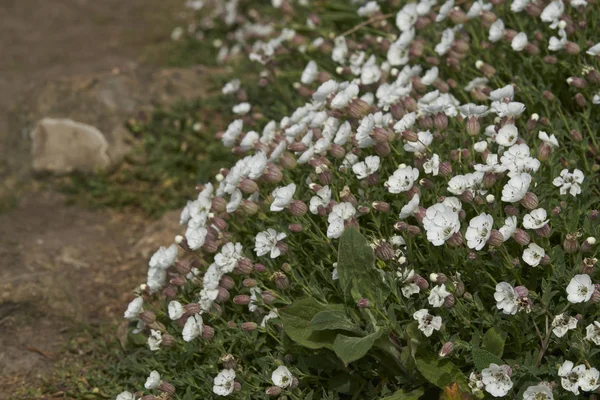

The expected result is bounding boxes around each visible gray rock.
[31,118,111,174]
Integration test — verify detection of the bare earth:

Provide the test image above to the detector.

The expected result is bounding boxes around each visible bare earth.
[0,0,185,397]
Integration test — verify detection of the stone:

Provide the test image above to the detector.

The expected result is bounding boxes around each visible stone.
[31,118,111,174]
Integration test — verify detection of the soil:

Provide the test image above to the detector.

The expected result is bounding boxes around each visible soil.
[0,0,186,397]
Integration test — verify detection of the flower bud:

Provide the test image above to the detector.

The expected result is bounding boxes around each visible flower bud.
[140,396,157,400]
[241,322,258,331]
[273,271,290,290]
[488,230,504,247]
[520,192,538,209]
[356,298,370,308]
[574,93,587,109]
[372,201,390,213]
[211,196,227,213]
[375,241,395,261]
[276,241,288,256]
[288,142,307,152]
[348,98,371,119]
[591,286,600,304]
[163,286,177,298]
[439,341,455,357]
[466,116,481,136]
[288,223,303,233]
[159,381,176,395]
[266,386,283,397]
[429,273,448,284]
[289,200,308,216]
[175,235,193,252]
[567,77,587,89]
[504,205,520,216]
[329,143,346,159]
[170,276,186,286]
[537,142,552,161]
[460,190,474,204]
[563,233,579,253]
[407,225,421,236]
[239,178,258,194]
[233,381,241,392]
[439,162,453,177]
[565,41,580,54]
[262,290,277,304]
[254,263,267,273]
[394,221,408,231]
[513,229,531,245]
[586,69,600,84]
[233,295,252,305]
[443,294,456,308]
[234,257,254,275]
[263,163,283,183]
[582,237,596,253]
[373,141,391,156]
[447,232,464,247]
[240,199,259,215]
[358,206,370,215]
[279,152,297,170]
[535,224,551,238]
[540,255,551,266]
[184,303,202,315]
[139,311,156,325]
[581,258,597,275]
[219,275,235,290]
[570,129,583,142]
[216,287,230,303]
[434,113,448,131]
[161,333,175,347]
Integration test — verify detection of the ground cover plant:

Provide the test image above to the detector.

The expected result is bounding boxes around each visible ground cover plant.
[115,0,600,398]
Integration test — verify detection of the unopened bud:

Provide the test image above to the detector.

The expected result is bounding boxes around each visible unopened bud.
[184,303,202,315]
[288,223,303,233]
[582,237,596,253]
[535,224,551,238]
[240,199,259,215]
[407,225,421,236]
[289,200,308,216]
[219,275,235,290]
[513,229,531,245]
[329,144,346,159]
[262,290,277,304]
[239,178,258,194]
[520,192,538,209]
[374,241,395,260]
[139,311,156,325]
[241,322,258,331]
[439,341,455,357]
[466,116,481,136]
[263,163,283,183]
[430,273,448,284]
[488,230,504,247]
[356,298,370,308]
[266,386,283,397]
[574,93,587,109]
[443,294,456,308]
[372,201,390,212]
[567,77,587,89]
[439,162,453,177]
[273,271,290,290]
[563,234,579,254]
[235,258,254,275]
[565,41,580,55]
[570,129,583,142]
[233,295,252,305]
[447,232,464,247]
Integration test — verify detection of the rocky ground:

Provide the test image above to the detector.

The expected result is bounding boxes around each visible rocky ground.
[0,0,202,397]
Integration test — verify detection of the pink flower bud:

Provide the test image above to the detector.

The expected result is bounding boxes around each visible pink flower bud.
[439,341,455,357]
[394,221,408,231]
[563,234,579,253]
[407,225,421,236]
[273,271,290,290]
[289,223,303,233]
[233,295,252,305]
[372,201,390,212]
[504,205,520,216]
[262,290,277,304]
[570,129,583,142]
[239,178,258,194]
[443,294,456,308]
[161,333,175,347]
[329,144,346,159]
[184,303,202,315]
[219,275,235,290]
[266,386,283,397]
[488,230,504,247]
[241,322,258,331]
[514,286,529,298]
[466,116,481,136]
[447,232,464,247]
[356,298,370,308]
[216,287,230,303]
[535,224,551,237]
[567,77,587,89]
[263,163,283,183]
[429,273,448,284]
[520,192,539,210]
[289,200,308,216]
[279,152,297,170]
[373,141,391,156]
[235,258,254,275]
[139,311,156,324]
[375,241,395,261]
[513,229,531,245]
[158,381,176,394]
[413,274,429,290]
[575,93,587,109]
[254,263,267,273]
[434,113,448,131]
[220,354,237,369]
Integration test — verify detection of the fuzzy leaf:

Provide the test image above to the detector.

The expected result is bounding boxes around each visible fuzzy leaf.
[311,310,363,334]
[337,228,381,304]
[333,329,383,365]
[379,388,424,400]
[482,328,506,358]
[280,298,342,350]
[471,347,505,371]
[415,358,468,390]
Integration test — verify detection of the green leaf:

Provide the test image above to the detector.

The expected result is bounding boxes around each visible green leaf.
[337,228,382,304]
[471,347,505,371]
[333,329,384,365]
[280,298,342,350]
[482,328,506,358]
[379,388,424,400]
[311,310,363,334]
[416,358,467,390]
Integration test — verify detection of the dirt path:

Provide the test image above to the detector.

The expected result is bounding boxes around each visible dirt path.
[0,0,186,397]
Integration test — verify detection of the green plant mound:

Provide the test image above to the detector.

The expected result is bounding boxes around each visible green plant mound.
[116,0,599,399]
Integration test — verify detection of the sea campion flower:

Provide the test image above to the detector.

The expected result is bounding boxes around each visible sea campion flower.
[566,274,594,303]
[144,370,161,390]
[551,313,578,338]
[413,309,442,337]
[423,203,460,246]
[254,229,287,258]
[465,213,493,250]
[352,155,380,180]
[481,363,513,397]
[553,169,584,197]
[428,284,451,307]
[494,282,518,315]
[522,383,553,399]
[501,173,532,202]
[270,183,296,211]
[385,165,419,193]
[213,369,236,396]
[586,322,600,345]
[522,243,545,267]
[271,366,294,388]
[182,314,203,342]
[558,361,586,395]
[523,208,549,230]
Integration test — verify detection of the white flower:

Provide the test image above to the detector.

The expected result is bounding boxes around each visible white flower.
[360,55,381,85]
[124,296,143,320]
[149,244,178,270]
[352,155,380,180]
[442,197,462,212]
[538,131,559,147]
[272,365,294,388]
[481,364,513,397]
[147,329,162,351]
[588,42,600,56]
[558,361,586,395]
[309,185,331,214]
[261,309,278,327]
[436,0,454,21]
[396,3,418,31]
[428,284,450,307]
[300,60,318,85]
[548,28,567,51]
[435,28,454,56]
[523,383,553,398]
[493,101,526,118]
[271,183,296,212]
[146,265,167,293]
[566,274,594,303]
[222,119,243,147]
[522,243,545,267]
[465,213,493,250]
[255,229,287,258]
[496,124,519,146]
[393,112,416,132]
[551,313,577,337]
[145,370,161,390]
[222,79,240,95]
[586,322,600,345]
[447,172,484,195]
[581,368,600,392]
[512,32,528,51]
[489,85,514,102]
[213,369,236,396]
[413,309,442,337]
[232,102,251,115]
[523,209,549,230]
[553,169,584,197]
[403,130,433,154]
[182,314,203,342]
[331,83,359,109]
[494,282,518,315]
[185,225,208,251]
[499,216,517,241]
[116,392,135,400]
[358,1,380,16]
[488,19,505,42]
[473,141,488,153]
[501,173,532,202]
[469,372,485,394]
[541,0,564,26]
[423,154,440,176]
[399,194,420,219]
[385,165,419,193]
[215,242,243,273]
[423,203,460,246]
[168,301,184,320]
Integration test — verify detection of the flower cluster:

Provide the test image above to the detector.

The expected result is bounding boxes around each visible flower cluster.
[116,0,599,398]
